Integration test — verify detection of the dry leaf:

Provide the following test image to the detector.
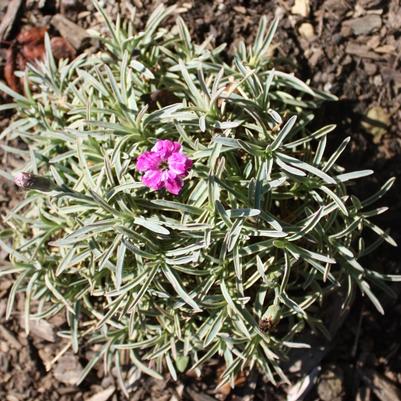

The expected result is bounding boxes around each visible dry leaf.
[3,26,77,94]
[17,27,47,45]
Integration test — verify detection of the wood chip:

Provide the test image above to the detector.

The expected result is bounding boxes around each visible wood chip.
[317,366,344,401]
[51,37,76,60]
[60,0,78,13]
[0,0,23,41]
[366,35,380,49]
[0,325,20,349]
[342,15,382,35]
[54,352,83,385]
[291,0,310,17]
[362,369,401,401]
[388,2,401,30]
[374,44,396,54]
[363,62,378,76]
[308,48,324,68]
[0,300,6,319]
[382,67,401,87]
[51,14,91,50]
[19,316,55,342]
[298,22,315,40]
[85,387,116,401]
[345,43,383,60]
[233,6,247,14]
[187,389,217,401]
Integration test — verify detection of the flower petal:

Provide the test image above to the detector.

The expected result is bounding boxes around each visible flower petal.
[168,152,192,176]
[136,151,161,172]
[184,157,193,172]
[164,172,183,195]
[141,169,163,190]
[152,139,182,159]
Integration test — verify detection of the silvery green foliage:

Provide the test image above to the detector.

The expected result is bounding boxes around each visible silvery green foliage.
[0,1,398,388]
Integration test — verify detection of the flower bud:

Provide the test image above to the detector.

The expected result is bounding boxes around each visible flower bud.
[13,172,56,192]
[259,304,281,332]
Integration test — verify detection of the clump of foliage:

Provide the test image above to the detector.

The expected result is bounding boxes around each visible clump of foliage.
[0,1,398,388]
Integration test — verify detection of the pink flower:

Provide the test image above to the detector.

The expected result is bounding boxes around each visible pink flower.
[136,140,192,195]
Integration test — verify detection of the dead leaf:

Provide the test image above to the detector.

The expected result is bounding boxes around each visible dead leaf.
[17,27,47,45]
[3,25,78,95]
[20,43,45,62]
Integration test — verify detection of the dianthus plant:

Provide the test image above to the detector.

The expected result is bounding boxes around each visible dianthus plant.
[0,1,399,389]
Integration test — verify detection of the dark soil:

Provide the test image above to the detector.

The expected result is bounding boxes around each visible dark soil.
[1,1,401,400]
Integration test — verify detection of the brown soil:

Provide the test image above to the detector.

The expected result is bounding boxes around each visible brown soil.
[1,1,400,400]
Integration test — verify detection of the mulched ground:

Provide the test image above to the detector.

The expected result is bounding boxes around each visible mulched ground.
[1,0,401,400]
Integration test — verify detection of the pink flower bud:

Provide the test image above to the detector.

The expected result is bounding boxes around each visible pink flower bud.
[13,172,56,192]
